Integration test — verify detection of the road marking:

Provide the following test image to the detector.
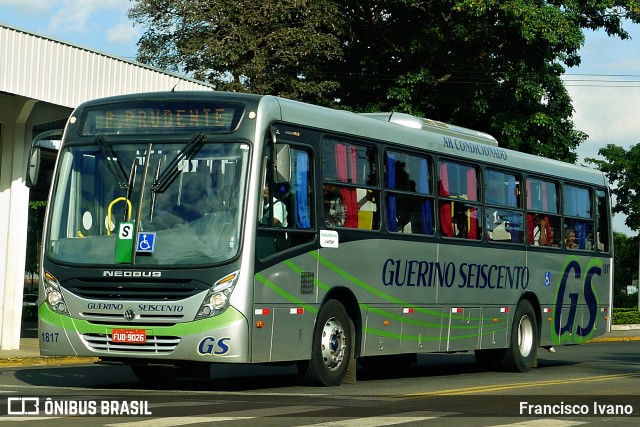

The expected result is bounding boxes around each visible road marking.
[296,411,457,426]
[104,405,337,427]
[405,371,640,396]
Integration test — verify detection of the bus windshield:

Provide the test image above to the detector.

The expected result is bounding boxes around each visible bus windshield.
[46,140,249,266]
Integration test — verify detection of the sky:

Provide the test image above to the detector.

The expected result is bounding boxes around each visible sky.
[1,0,639,234]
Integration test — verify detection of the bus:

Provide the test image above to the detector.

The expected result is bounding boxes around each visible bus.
[27,91,612,386]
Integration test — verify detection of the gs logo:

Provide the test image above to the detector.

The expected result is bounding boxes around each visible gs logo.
[197,337,231,356]
[553,257,604,344]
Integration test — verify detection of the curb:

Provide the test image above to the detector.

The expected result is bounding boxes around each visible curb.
[588,335,640,343]
[0,357,99,368]
[611,324,640,331]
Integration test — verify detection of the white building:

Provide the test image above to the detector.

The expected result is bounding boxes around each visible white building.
[0,24,214,350]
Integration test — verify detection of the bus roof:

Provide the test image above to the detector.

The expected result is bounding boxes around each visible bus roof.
[272,96,607,188]
[72,91,607,188]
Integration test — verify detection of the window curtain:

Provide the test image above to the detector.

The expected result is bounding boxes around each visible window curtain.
[439,163,453,236]
[295,151,311,228]
[418,158,433,234]
[335,143,358,228]
[575,221,588,249]
[386,153,398,232]
[575,189,589,249]
[527,214,535,245]
[466,168,477,239]
[505,175,521,242]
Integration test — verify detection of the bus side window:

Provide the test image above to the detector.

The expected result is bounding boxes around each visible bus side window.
[526,177,560,247]
[563,184,594,251]
[322,138,379,230]
[484,169,523,244]
[438,160,480,240]
[257,145,315,259]
[385,151,434,235]
[596,189,610,252]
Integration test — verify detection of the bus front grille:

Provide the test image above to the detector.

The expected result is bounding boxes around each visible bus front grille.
[63,279,209,301]
[81,333,181,354]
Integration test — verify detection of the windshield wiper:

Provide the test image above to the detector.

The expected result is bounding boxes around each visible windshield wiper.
[95,136,129,190]
[151,133,207,194]
[149,158,161,223]
[149,134,207,223]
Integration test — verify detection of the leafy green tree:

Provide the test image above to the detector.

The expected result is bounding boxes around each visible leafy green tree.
[612,232,638,307]
[586,144,640,231]
[129,0,640,160]
[128,0,345,105]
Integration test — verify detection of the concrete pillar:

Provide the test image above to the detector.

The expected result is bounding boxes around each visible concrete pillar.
[0,96,37,350]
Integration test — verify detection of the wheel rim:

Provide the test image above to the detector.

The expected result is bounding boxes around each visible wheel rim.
[517,314,534,357]
[320,316,346,371]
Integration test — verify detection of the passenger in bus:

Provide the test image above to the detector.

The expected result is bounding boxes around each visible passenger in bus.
[565,229,577,249]
[532,215,548,246]
[547,227,560,247]
[324,184,346,227]
[262,185,288,227]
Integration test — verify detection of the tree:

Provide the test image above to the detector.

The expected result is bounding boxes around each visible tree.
[586,144,640,231]
[129,0,640,160]
[128,0,345,106]
[612,232,638,307]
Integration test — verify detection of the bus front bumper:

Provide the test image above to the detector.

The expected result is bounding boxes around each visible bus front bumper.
[38,304,250,363]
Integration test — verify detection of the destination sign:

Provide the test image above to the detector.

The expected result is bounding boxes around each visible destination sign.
[80,101,245,135]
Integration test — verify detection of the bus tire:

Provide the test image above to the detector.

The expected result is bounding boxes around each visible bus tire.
[302,299,352,386]
[499,300,538,372]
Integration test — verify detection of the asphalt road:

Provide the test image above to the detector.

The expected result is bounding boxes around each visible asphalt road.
[0,341,639,426]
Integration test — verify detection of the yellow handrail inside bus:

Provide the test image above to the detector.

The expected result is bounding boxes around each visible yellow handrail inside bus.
[107,197,132,236]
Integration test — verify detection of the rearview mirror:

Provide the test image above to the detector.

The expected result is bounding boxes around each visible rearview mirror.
[25,147,41,187]
[274,144,291,184]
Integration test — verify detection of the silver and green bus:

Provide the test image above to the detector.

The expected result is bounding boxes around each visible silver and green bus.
[30,91,612,386]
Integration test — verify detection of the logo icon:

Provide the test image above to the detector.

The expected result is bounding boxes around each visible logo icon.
[123,309,136,321]
[7,397,40,415]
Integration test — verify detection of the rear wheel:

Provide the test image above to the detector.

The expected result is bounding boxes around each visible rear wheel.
[499,300,538,372]
[301,299,352,386]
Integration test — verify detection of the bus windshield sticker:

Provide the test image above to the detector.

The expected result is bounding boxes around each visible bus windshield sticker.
[136,233,156,253]
[115,221,135,263]
[320,230,339,248]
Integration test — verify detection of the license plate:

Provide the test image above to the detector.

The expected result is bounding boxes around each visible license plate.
[111,329,146,344]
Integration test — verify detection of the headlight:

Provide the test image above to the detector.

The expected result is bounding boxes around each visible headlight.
[43,271,70,316]
[195,271,239,319]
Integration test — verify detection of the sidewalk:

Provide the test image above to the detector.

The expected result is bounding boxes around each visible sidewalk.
[1,322,639,368]
[0,320,98,367]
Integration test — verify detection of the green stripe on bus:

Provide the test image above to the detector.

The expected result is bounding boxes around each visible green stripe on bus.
[254,272,319,315]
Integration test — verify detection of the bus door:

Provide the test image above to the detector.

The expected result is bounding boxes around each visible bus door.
[254,130,317,362]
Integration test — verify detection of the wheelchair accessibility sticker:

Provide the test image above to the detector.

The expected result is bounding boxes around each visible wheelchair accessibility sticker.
[136,233,156,253]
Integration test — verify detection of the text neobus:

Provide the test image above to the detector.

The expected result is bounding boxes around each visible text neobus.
[382,259,529,289]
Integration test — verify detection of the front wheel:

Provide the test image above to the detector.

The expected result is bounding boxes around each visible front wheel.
[499,300,538,372]
[301,299,352,386]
